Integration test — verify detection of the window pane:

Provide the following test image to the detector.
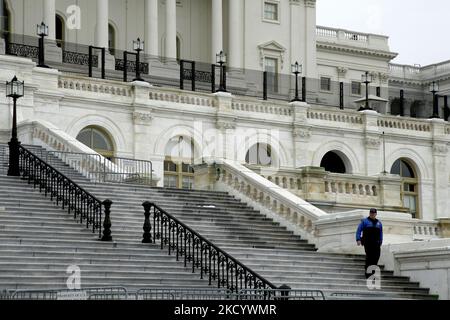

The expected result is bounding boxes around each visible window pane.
[321,77,331,91]
[401,161,415,178]
[182,176,193,189]
[390,160,401,175]
[76,130,92,148]
[92,131,110,150]
[352,81,361,95]
[182,163,193,173]
[164,160,177,172]
[164,175,178,188]
[264,3,278,20]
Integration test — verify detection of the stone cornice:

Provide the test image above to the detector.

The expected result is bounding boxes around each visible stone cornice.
[317,41,398,60]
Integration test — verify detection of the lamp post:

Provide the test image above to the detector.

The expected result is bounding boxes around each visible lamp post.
[429,81,440,119]
[133,38,145,82]
[291,61,302,102]
[6,76,24,176]
[36,22,49,68]
[216,50,227,92]
[359,71,373,111]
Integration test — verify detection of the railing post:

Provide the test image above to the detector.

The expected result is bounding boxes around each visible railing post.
[101,199,113,241]
[301,77,306,102]
[142,201,152,243]
[400,89,405,117]
[339,82,344,109]
[101,47,106,79]
[123,51,127,82]
[211,64,216,93]
[222,65,227,91]
[263,71,268,100]
[88,46,93,78]
[180,59,184,90]
[192,61,196,92]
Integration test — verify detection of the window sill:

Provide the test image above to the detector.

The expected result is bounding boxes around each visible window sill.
[262,18,281,25]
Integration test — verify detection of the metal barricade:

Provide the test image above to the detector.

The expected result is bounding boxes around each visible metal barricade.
[238,289,326,301]
[9,287,128,300]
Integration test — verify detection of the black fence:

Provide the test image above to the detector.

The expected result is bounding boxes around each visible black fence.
[3,33,449,119]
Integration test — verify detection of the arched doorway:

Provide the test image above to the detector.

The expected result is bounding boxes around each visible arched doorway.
[164,136,195,189]
[55,14,64,48]
[320,151,347,174]
[245,143,272,166]
[76,126,115,160]
[390,158,419,219]
[108,23,115,55]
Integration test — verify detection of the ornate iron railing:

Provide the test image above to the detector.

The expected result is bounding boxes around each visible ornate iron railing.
[141,202,277,293]
[63,50,98,67]
[6,43,39,59]
[18,145,107,238]
[115,59,149,74]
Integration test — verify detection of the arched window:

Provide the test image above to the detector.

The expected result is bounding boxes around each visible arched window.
[2,0,11,43]
[320,151,346,174]
[55,14,64,48]
[108,24,115,55]
[164,136,195,189]
[245,143,272,166]
[76,126,114,159]
[176,36,181,61]
[390,159,419,219]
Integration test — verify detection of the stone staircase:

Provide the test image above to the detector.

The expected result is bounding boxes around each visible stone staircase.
[0,145,438,299]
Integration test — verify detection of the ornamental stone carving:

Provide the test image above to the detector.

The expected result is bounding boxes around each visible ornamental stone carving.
[293,128,311,139]
[216,120,236,131]
[304,0,316,8]
[379,73,389,84]
[433,143,448,155]
[133,111,153,124]
[365,137,381,149]
[337,67,348,77]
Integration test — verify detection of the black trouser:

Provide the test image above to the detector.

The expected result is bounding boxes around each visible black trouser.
[364,244,381,278]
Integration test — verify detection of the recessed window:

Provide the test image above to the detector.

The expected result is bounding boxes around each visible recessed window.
[320,77,331,92]
[351,81,361,95]
[264,57,278,93]
[264,2,279,21]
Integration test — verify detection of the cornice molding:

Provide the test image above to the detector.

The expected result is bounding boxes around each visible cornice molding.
[317,41,398,60]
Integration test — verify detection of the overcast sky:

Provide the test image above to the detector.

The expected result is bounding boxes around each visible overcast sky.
[316,0,450,66]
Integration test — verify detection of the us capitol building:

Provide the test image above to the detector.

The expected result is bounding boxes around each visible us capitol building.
[0,0,449,300]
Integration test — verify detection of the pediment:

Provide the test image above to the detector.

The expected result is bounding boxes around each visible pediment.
[258,41,286,53]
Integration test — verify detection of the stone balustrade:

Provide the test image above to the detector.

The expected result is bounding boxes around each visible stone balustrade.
[149,87,215,107]
[307,109,363,125]
[377,115,432,133]
[58,75,132,97]
[231,101,292,117]
[413,220,440,240]
[316,26,390,51]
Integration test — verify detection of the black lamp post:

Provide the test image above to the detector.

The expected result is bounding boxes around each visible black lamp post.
[36,22,49,68]
[6,76,24,177]
[291,61,302,102]
[133,38,145,82]
[216,50,227,92]
[429,81,440,119]
[358,71,373,111]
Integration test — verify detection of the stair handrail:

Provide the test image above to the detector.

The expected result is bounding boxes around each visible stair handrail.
[18,145,109,239]
[142,202,278,293]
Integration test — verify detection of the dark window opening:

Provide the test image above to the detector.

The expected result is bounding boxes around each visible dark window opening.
[320,151,346,174]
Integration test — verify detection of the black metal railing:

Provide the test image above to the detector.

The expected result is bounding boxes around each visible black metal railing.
[18,145,110,239]
[141,202,277,293]
[3,32,447,117]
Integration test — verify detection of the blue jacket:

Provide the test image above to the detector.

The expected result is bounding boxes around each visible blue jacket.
[356,217,383,246]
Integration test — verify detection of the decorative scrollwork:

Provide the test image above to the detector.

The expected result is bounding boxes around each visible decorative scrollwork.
[63,51,98,67]
[115,59,149,74]
[6,43,39,59]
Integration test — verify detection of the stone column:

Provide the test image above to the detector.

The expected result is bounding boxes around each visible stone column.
[304,0,317,78]
[211,0,223,63]
[228,0,243,69]
[95,0,114,69]
[44,0,56,40]
[290,0,301,68]
[145,0,159,57]
[43,0,62,63]
[165,0,177,60]
[0,0,5,54]
[96,0,109,49]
